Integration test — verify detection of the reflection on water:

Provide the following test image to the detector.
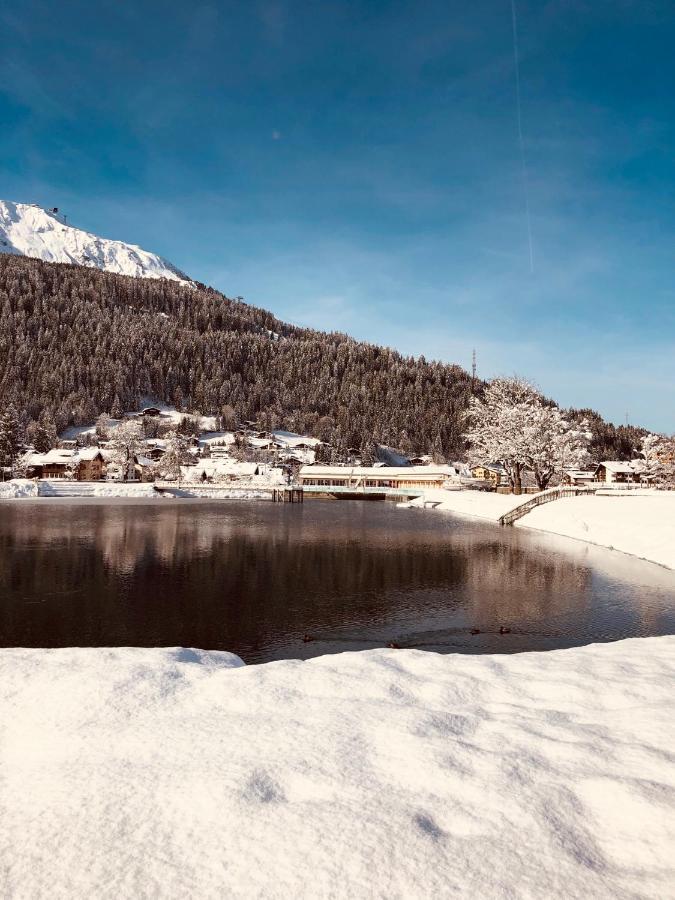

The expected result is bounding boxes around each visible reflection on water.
[0,499,673,663]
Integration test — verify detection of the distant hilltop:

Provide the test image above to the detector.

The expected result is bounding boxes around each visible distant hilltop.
[0,200,191,283]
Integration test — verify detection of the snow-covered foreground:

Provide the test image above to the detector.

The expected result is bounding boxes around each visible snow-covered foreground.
[515,493,675,571]
[1,639,673,899]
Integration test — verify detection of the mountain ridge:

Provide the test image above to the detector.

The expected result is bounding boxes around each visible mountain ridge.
[0,200,190,284]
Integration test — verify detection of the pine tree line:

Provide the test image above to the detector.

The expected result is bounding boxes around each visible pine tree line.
[0,256,473,458]
[0,255,648,464]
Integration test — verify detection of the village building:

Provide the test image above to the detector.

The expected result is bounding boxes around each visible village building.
[563,469,597,486]
[470,464,506,486]
[298,465,459,491]
[24,448,106,480]
[76,448,106,481]
[593,461,650,484]
[181,460,261,483]
[209,445,232,459]
[134,456,156,482]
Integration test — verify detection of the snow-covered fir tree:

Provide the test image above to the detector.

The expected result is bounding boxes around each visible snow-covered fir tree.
[0,404,23,470]
[156,432,188,481]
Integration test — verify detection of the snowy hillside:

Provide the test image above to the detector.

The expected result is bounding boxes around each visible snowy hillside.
[0,200,190,283]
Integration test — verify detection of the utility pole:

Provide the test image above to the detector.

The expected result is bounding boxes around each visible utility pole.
[471,349,477,391]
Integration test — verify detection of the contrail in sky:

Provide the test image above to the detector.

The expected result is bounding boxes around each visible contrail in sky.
[510,0,534,273]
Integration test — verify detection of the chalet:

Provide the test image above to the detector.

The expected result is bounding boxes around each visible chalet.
[140,407,162,417]
[408,455,433,466]
[298,465,459,491]
[76,448,106,481]
[470,464,506,486]
[24,448,105,480]
[593,461,647,484]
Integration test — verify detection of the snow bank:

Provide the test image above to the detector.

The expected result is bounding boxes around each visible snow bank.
[2,639,673,898]
[174,487,271,500]
[517,493,675,570]
[37,481,162,498]
[0,478,38,499]
[408,487,523,520]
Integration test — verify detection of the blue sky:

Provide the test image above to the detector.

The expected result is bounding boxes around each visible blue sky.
[2,1,674,431]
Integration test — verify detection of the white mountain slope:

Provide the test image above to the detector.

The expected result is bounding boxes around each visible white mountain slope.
[0,200,191,283]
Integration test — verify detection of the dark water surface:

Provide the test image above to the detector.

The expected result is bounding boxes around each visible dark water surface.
[1,499,673,663]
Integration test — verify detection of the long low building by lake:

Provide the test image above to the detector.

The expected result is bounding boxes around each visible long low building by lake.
[298,464,459,491]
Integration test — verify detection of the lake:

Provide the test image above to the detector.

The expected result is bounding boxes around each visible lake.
[1,499,673,663]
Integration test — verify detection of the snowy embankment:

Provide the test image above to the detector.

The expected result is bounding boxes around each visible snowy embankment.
[408,487,523,520]
[409,488,675,570]
[516,493,675,570]
[0,478,38,499]
[37,481,162,498]
[1,639,673,898]
[0,480,277,501]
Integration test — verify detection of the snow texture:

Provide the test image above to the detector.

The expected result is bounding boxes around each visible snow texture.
[35,481,162,498]
[0,201,191,283]
[408,487,523,520]
[0,638,673,899]
[0,478,38,499]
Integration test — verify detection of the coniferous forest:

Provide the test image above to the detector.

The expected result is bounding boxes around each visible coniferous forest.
[0,255,646,460]
[0,255,474,457]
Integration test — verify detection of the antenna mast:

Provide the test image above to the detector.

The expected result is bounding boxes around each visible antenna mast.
[472,348,477,388]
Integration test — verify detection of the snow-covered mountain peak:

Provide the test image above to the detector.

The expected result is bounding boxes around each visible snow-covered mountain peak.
[0,200,191,283]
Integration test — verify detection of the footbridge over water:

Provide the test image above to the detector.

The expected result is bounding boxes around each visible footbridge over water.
[497,484,650,526]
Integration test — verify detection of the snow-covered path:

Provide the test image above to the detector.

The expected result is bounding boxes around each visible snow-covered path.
[1,639,673,898]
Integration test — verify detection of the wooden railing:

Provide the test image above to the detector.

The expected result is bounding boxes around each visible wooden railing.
[498,486,596,526]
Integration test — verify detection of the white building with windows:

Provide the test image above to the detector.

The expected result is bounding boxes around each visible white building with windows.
[298,465,459,491]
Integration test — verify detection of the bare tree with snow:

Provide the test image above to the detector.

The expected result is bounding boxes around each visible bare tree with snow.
[522,405,591,490]
[641,433,675,485]
[467,377,590,494]
[109,420,143,481]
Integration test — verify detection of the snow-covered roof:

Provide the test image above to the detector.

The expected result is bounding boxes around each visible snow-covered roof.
[25,447,103,466]
[29,449,77,465]
[272,432,322,448]
[597,461,639,474]
[77,448,103,461]
[199,432,236,446]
